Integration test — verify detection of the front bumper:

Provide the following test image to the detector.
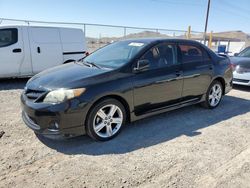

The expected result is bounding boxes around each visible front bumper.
[21,92,90,137]
[233,72,250,86]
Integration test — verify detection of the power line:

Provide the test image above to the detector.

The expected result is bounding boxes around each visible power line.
[220,0,250,14]
[151,0,203,6]
[211,3,250,22]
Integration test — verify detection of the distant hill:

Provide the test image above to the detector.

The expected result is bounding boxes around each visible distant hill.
[86,30,250,51]
[204,31,250,48]
[212,31,250,41]
[87,31,171,43]
[125,31,169,39]
[87,30,250,41]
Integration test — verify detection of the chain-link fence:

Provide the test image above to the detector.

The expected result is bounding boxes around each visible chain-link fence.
[1,18,248,55]
[0,18,204,52]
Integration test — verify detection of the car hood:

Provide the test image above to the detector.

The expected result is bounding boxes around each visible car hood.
[27,62,111,90]
[230,57,250,68]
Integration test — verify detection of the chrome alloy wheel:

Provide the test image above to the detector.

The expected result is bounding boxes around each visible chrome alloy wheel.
[209,84,222,107]
[93,104,123,138]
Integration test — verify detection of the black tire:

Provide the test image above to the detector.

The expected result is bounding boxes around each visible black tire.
[201,80,223,109]
[86,98,126,141]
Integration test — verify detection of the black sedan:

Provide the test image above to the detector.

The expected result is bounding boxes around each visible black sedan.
[21,39,233,141]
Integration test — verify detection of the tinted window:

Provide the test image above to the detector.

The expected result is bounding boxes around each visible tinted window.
[0,28,18,47]
[179,44,202,63]
[203,50,212,61]
[140,43,177,69]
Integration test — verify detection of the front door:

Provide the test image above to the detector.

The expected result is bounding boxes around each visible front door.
[0,28,24,77]
[133,42,183,116]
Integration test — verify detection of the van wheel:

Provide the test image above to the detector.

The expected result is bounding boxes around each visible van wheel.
[201,80,223,109]
[63,60,74,64]
[86,98,126,141]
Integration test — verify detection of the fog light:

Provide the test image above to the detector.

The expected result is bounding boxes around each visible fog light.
[48,121,59,132]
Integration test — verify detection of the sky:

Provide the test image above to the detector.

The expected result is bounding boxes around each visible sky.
[1,0,250,37]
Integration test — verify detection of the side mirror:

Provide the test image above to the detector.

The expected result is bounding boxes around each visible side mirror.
[234,53,239,57]
[134,59,150,72]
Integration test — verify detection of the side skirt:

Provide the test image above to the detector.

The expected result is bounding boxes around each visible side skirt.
[130,94,206,122]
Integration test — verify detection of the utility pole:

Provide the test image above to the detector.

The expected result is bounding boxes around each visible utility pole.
[203,0,211,45]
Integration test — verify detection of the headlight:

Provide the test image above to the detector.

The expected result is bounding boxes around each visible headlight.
[43,88,86,104]
[236,66,250,73]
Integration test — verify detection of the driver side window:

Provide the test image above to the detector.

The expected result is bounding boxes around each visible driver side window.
[0,28,18,48]
[140,43,176,70]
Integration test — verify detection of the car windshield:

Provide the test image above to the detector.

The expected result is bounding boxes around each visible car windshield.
[83,41,147,68]
[238,47,250,58]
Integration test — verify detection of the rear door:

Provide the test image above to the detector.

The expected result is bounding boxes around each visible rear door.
[60,28,86,62]
[133,42,183,115]
[0,27,24,77]
[178,43,213,101]
[28,27,63,73]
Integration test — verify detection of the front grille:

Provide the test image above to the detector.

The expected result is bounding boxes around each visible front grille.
[25,89,47,102]
[233,78,249,83]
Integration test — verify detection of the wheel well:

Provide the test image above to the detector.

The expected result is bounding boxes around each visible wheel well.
[214,77,226,95]
[63,60,75,64]
[86,95,131,124]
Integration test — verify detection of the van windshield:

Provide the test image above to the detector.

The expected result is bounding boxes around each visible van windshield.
[83,41,147,68]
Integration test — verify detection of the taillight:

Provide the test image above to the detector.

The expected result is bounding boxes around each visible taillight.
[230,63,236,71]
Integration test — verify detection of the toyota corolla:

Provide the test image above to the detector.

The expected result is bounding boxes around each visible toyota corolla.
[21,39,233,141]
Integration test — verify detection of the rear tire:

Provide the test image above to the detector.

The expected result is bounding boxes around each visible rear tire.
[201,80,223,109]
[86,98,126,141]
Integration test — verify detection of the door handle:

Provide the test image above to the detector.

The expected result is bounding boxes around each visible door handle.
[196,64,213,70]
[12,48,22,53]
[175,70,183,77]
[37,47,41,53]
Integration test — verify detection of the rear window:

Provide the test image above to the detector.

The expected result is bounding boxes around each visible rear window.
[0,28,18,47]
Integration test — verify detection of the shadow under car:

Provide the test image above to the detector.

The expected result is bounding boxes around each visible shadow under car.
[37,95,250,156]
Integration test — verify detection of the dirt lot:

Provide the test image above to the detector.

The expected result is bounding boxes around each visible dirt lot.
[0,79,250,188]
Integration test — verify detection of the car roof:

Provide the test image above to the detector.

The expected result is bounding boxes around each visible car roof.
[122,38,202,45]
[122,37,220,61]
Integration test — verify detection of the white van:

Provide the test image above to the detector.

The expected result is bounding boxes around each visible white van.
[0,25,86,78]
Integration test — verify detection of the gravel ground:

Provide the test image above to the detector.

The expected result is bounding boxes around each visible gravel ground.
[0,79,250,188]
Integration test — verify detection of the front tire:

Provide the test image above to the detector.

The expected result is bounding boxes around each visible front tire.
[201,80,223,109]
[86,98,126,141]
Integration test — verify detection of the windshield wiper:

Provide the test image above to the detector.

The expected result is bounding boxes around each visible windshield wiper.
[87,62,102,69]
[77,57,85,62]
[77,59,102,69]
